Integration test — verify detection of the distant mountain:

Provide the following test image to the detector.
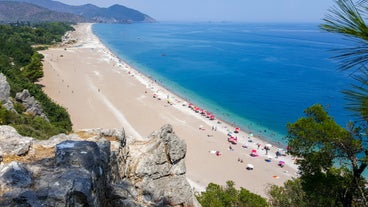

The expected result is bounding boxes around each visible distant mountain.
[0,1,86,23]
[2,0,156,23]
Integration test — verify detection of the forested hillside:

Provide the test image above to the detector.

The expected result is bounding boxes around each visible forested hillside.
[0,1,85,23]
[1,0,155,23]
[0,22,73,139]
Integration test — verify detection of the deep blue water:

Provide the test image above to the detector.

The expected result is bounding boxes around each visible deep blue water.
[93,22,352,145]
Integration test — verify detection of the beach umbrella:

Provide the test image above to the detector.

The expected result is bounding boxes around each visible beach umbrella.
[265,144,272,148]
[265,155,272,162]
[246,164,254,170]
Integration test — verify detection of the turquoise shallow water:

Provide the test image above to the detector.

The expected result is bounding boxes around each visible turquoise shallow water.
[93,22,352,146]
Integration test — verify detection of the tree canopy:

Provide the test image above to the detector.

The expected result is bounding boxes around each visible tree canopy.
[196,181,268,207]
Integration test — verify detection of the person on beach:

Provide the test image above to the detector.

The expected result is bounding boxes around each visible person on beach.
[264,146,270,155]
[276,151,281,158]
[257,143,261,149]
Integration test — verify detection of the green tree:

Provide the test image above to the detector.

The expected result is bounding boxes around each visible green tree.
[22,52,44,82]
[286,104,366,207]
[268,178,307,207]
[196,181,268,207]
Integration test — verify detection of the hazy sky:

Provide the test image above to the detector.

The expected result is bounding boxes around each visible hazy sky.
[57,0,336,22]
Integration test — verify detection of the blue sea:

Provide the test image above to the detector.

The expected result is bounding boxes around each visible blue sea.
[93,22,352,146]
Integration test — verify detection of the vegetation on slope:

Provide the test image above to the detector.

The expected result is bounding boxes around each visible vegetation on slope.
[0,1,85,23]
[1,0,155,23]
[0,22,73,139]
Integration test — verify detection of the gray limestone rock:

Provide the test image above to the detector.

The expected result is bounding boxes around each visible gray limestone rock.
[15,89,49,121]
[0,73,10,103]
[117,124,194,206]
[0,125,33,156]
[0,125,198,207]
[0,73,15,111]
[34,133,81,148]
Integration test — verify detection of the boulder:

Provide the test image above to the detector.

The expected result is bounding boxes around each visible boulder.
[0,162,33,189]
[115,124,194,206]
[0,125,32,156]
[0,73,14,111]
[0,73,10,103]
[15,89,49,121]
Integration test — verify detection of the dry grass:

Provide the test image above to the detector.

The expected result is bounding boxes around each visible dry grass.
[75,131,97,139]
[104,135,120,142]
[75,131,120,142]
[3,146,55,164]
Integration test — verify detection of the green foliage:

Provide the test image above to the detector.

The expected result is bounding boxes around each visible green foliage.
[268,179,308,207]
[287,104,354,172]
[13,116,61,140]
[321,0,368,71]
[0,104,59,140]
[0,22,72,139]
[238,187,269,207]
[196,181,268,207]
[286,104,367,207]
[13,102,25,114]
[22,52,44,82]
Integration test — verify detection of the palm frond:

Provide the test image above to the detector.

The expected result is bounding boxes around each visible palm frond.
[343,66,368,119]
[321,0,368,40]
[332,43,368,71]
[321,0,368,71]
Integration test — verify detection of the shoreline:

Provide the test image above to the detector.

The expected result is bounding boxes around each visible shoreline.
[94,25,287,149]
[40,23,299,197]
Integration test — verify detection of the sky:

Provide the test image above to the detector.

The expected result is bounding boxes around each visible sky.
[57,0,336,23]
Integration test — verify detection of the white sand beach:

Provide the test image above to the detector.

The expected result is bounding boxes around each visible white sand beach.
[39,23,299,197]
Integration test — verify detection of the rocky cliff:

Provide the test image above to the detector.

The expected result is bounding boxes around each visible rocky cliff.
[0,125,197,206]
